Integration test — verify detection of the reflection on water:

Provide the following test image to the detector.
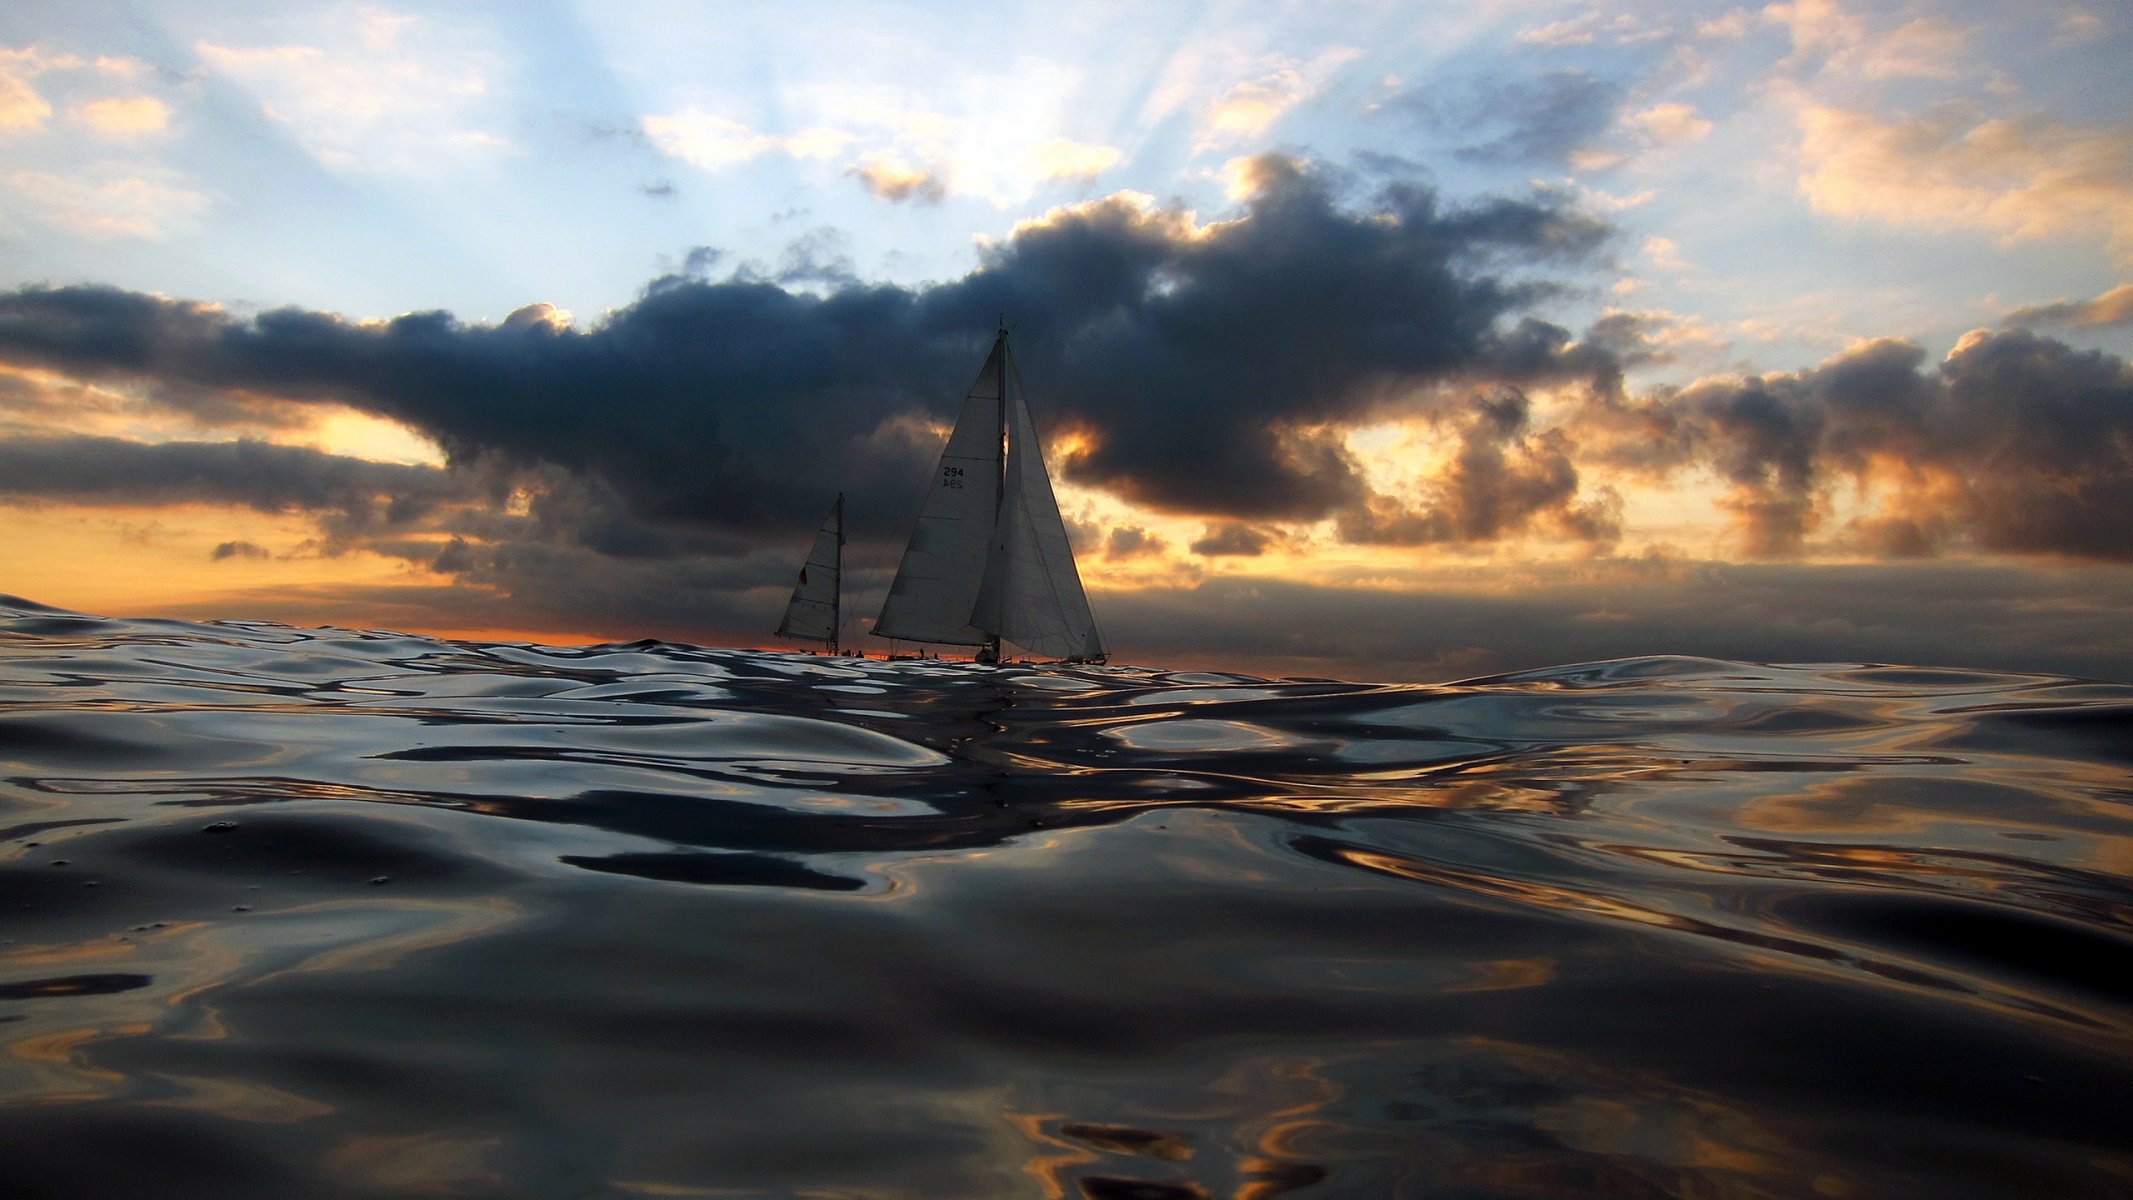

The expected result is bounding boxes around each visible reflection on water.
[2,595,2130,1198]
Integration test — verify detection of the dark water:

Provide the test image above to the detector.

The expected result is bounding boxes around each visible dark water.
[3,596,2131,1199]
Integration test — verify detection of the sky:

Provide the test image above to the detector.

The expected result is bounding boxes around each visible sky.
[2,0,2131,683]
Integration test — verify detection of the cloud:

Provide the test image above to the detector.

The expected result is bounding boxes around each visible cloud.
[0,154,1616,550]
[1623,102,1712,148]
[640,109,852,171]
[1855,17,1969,80]
[1189,523,1273,557]
[1451,71,1626,167]
[11,149,2127,579]
[1576,329,2133,560]
[1697,11,1753,39]
[847,154,945,205]
[1402,72,1703,174]
[1337,391,1621,548]
[74,95,169,136]
[1514,10,1665,48]
[0,433,486,556]
[1034,138,1121,182]
[1643,235,1690,272]
[2003,284,2133,329]
[1516,14,1602,47]
[1105,525,1166,559]
[1155,46,1359,152]
[1,168,211,239]
[641,102,1117,207]
[196,9,513,173]
[0,48,54,133]
[1793,103,2133,263]
[211,540,272,560]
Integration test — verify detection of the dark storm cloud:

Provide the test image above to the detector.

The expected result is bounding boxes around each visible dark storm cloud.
[0,435,468,521]
[0,154,1613,546]
[1577,330,2133,559]
[989,156,1610,518]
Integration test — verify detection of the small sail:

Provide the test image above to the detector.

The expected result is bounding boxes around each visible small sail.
[970,359,1106,660]
[872,338,1008,647]
[776,495,843,647]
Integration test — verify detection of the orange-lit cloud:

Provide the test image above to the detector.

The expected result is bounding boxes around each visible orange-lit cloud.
[1625,102,1712,148]
[0,49,54,133]
[2003,283,2133,330]
[847,154,944,205]
[1033,137,1121,182]
[73,95,169,135]
[1794,104,2133,262]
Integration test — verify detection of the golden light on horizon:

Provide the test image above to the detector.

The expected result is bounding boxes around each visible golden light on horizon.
[3,502,434,620]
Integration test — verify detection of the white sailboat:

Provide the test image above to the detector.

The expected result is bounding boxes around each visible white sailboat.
[873,328,1106,664]
[776,493,845,653]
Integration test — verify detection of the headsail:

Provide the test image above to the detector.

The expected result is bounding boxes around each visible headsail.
[875,330,1106,662]
[776,493,844,649]
[970,354,1105,660]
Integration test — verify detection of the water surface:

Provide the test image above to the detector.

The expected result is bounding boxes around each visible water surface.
[3,596,2130,1198]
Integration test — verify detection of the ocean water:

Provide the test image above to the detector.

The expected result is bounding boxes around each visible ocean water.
[2,596,2130,1200]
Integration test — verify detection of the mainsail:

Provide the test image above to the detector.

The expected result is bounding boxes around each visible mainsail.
[874,330,1105,662]
[776,493,844,650]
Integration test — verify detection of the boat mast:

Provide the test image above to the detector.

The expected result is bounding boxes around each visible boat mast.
[986,319,1008,664]
[832,491,845,655]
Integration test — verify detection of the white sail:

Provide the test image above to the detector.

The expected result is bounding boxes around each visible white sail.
[970,359,1105,660]
[776,494,843,646]
[871,339,1007,646]
[876,330,1106,662]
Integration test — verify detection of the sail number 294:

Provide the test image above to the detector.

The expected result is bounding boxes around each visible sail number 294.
[942,465,965,489]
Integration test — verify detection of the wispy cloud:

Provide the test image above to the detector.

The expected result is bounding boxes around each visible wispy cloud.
[1624,102,1712,148]
[1764,0,1971,82]
[196,8,512,173]
[0,48,54,133]
[73,95,170,136]
[2003,283,2133,329]
[643,67,1123,206]
[639,109,851,170]
[1142,42,1358,154]
[2,168,210,238]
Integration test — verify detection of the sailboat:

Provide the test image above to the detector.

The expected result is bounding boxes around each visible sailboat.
[776,493,846,653]
[873,328,1106,664]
